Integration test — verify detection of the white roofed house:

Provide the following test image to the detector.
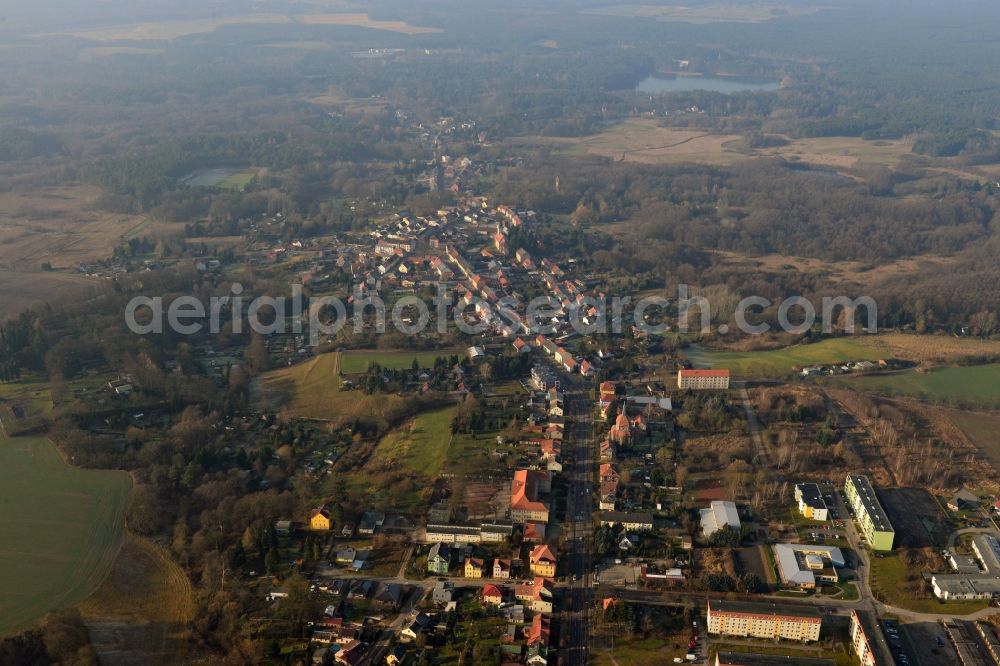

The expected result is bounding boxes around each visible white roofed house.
[700,501,741,537]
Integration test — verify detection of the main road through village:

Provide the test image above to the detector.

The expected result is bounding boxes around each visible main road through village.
[558,380,597,665]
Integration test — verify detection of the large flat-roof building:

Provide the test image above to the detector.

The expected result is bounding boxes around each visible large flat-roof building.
[844,475,895,552]
[773,544,844,590]
[678,368,731,390]
[932,533,1000,600]
[931,575,1000,600]
[794,483,829,521]
[706,600,822,643]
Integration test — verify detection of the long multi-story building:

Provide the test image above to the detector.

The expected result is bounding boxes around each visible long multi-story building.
[677,368,731,390]
[849,610,882,666]
[844,474,895,552]
[706,600,822,642]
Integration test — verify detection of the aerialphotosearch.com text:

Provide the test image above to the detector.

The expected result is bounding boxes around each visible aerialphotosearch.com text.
[124,282,878,345]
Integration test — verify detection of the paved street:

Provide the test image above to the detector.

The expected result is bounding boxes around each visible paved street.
[558,382,597,665]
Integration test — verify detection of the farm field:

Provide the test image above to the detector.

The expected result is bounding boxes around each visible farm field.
[0,270,99,322]
[944,410,1000,472]
[684,337,881,378]
[840,364,1000,409]
[582,3,822,23]
[0,434,130,636]
[526,120,745,166]
[0,184,182,270]
[856,332,1000,363]
[521,118,918,171]
[295,13,442,34]
[47,12,440,41]
[79,533,196,664]
[369,406,456,478]
[339,349,459,374]
[79,46,165,59]
[254,352,416,428]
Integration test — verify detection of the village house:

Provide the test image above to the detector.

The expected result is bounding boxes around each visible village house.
[427,542,452,575]
[400,613,434,643]
[515,577,554,614]
[432,580,455,605]
[310,504,333,531]
[493,558,512,580]
[529,545,557,578]
[482,583,505,606]
[464,557,486,578]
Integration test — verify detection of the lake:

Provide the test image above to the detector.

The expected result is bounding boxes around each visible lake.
[637,75,780,94]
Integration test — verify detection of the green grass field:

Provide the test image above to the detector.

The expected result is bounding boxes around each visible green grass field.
[218,169,257,190]
[869,554,987,615]
[946,410,1000,471]
[684,337,881,378]
[843,364,1000,408]
[708,643,852,666]
[0,435,130,636]
[0,375,52,434]
[339,349,458,374]
[254,352,421,429]
[369,406,456,478]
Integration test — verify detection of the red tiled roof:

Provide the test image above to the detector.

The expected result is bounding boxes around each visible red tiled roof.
[511,470,548,513]
[482,584,503,600]
[530,544,556,565]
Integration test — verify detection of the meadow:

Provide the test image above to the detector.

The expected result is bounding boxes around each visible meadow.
[944,410,1000,472]
[856,332,1000,363]
[179,167,258,190]
[0,372,54,433]
[368,406,457,479]
[0,435,130,636]
[254,352,418,428]
[684,337,881,378]
[843,365,1000,409]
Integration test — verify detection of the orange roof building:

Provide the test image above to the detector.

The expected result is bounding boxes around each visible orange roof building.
[511,469,551,523]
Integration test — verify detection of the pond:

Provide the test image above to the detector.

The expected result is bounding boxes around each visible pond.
[637,75,780,94]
